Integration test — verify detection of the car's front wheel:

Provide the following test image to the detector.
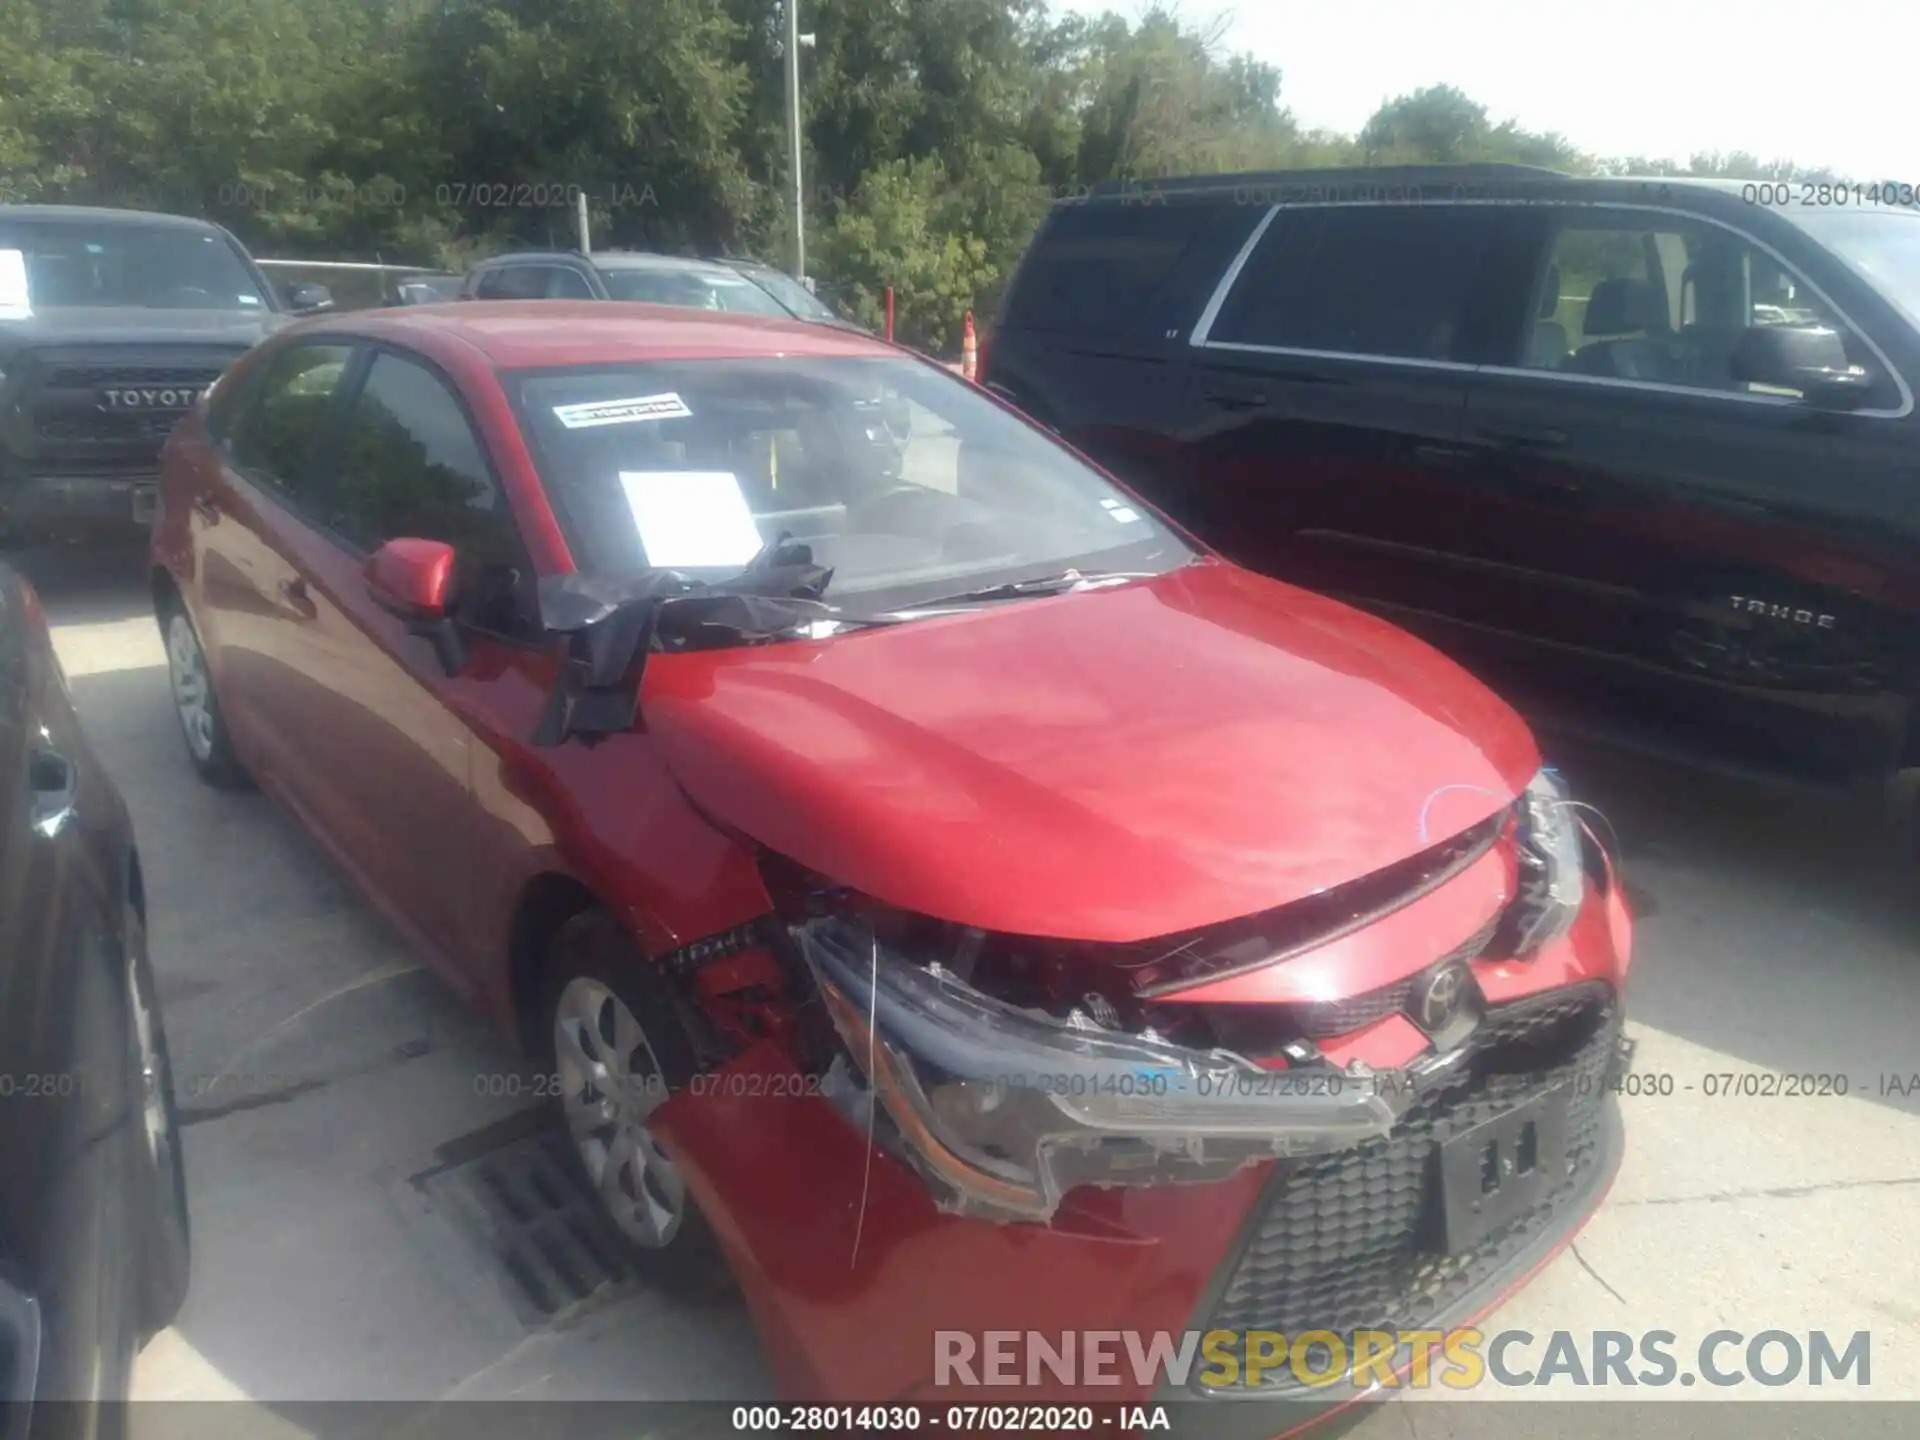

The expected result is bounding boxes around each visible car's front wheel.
[536,910,730,1299]
[161,599,247,789]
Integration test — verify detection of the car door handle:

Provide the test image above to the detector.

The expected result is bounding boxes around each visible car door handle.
[27,744,78,838]
[279,577,318,621]
[1474,425,1568,450]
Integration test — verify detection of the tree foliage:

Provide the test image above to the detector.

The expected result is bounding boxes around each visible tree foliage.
[0,0,1857,349]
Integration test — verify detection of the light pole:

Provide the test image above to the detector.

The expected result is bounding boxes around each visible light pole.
[784,1,811,281]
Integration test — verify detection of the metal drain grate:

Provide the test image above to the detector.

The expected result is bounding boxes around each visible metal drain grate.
[411,1113,637,1325]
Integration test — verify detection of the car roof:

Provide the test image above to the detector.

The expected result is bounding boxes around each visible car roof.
[0,204,226,231]
[1077,164,1765,204]
[298,300,900,367]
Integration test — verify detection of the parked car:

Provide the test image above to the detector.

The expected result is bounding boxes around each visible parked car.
[0,565,189,1434]
[459,249,863,329]
[382,274,464,307]
[984,165,1920,805]
[149,300,1631,1425]
[0,205,330,542]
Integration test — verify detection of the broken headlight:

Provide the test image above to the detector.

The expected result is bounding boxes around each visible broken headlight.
[789,910,1418,1225]
[1504,767,1586,956]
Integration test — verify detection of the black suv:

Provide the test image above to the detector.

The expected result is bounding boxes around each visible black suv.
[985,165,1920,798]
[460,249,862,329]
[0,206,330,541]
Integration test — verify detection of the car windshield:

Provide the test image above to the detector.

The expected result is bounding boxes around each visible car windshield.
[599,265,792,317]
[735,265,837,321]
[1787,209,1920,330]
[508,356,1192,613]
[0,219,270,311]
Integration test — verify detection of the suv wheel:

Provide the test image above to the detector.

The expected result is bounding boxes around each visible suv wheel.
[162,601,248,788]
[537,910,731,1299]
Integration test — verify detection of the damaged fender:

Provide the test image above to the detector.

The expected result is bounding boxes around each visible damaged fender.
[792,915,1453,1225]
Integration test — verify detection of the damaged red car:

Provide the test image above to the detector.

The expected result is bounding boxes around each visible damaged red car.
[149,302,1632,1430]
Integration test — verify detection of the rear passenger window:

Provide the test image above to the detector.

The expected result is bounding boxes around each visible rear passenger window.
[1005,203,1224,336]
[225,343,354,507]
[1209,206,1502,362]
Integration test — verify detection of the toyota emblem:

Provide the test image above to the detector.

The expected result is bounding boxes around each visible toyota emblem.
[1414,961,1471,1032]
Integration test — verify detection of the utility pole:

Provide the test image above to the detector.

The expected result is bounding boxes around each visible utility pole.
[785,0,805,280]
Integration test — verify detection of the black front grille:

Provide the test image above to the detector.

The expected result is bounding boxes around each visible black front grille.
[1292,910,1502,1039]
[39,364,226,391]
[1198,983,1622,1393]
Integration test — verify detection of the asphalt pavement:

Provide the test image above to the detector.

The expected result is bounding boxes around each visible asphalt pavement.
[22,541,1920,1431]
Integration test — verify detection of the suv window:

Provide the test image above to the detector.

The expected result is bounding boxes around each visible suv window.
[543,266,595,299]
[329,351,533,634]
[1007,202,1221,336]
[1520,210,1858,395]
[474,265,548,301]
[225,343,354,505]
[1209,205,1502,361]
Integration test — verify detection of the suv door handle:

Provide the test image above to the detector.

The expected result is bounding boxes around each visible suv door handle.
[1201,383,1269,412]
[1475,425,1568,450]
[27,745,77,838]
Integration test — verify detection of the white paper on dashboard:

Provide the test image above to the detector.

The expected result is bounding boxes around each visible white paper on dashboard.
[619,471,764,568]
[0,250,30,318]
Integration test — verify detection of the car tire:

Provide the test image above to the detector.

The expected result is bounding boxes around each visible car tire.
[124,900,190,1338]
[159,597,248,790]
[536,909,732,1301]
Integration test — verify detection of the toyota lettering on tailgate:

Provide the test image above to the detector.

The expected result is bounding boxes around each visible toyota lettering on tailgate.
[99,386,211,411]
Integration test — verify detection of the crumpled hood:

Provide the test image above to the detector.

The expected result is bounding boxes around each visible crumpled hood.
[643,560,1541,943]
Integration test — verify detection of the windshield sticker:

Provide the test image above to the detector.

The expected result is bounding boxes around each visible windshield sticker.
[620,471,765,568]
[553,392,693,429]
[1099,497,1144,524]
[0,250,29,318]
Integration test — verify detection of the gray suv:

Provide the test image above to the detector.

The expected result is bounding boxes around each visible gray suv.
[459,249,862,329]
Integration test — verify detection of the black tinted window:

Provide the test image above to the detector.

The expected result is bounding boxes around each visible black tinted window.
[330,353,533,633]
[544,267,595,299]
[1004,202,1221,335]
[226,344,354,503]
[475,266,547,300]
[1211,206,1501,361]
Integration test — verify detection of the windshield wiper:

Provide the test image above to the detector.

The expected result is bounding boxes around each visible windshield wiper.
[896,568,1166,612]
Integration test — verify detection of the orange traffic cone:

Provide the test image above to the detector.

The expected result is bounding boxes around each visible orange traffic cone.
[961,311,978,382]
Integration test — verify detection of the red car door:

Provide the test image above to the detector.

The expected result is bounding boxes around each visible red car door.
[257,347,549,994]
[189,340,359,795]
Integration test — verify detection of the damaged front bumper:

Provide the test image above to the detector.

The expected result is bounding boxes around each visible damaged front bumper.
[793,916,1456,1225]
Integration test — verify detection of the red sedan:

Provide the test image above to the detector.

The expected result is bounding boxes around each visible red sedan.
[150,302,1631,1428]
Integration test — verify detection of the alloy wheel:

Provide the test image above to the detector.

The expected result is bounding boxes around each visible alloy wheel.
[165,613,214,762]
[553,976,687,1249]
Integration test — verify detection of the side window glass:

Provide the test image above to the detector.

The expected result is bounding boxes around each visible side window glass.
[225,343,354,506]
[476,266,545,301]
[544,267,595,299]
[1524,215,1852,397]
[1210,206,1500,362]
[329,353,533,635]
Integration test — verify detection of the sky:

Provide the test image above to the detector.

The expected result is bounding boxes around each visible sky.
[1056,0,1918,181]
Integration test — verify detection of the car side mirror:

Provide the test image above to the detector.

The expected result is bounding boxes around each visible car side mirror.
[282,281,335,315]
[1730,323,1880,411]
[364,538,466,676]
